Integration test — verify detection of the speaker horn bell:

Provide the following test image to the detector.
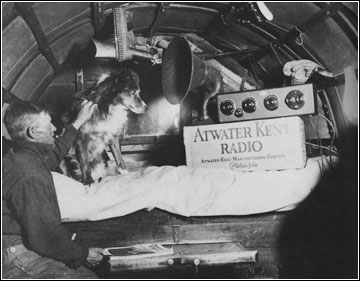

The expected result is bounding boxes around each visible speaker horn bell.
[161,36,222,120]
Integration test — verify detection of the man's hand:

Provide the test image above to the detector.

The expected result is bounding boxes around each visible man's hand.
[86,247,104,267]
[72,100,97,130]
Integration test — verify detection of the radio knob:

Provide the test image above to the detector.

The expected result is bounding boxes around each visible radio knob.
[242,97,257,113]
[220,100,235,115]
[285,90,305,110]
[264,95,279,111]
[234,108,243,118]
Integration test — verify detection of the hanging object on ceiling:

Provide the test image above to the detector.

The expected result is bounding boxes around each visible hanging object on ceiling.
[113,6,158,62]
[283,60,335,85]
[91,5,162,64]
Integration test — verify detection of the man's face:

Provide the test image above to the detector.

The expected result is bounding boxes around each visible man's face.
[32,112,56,145]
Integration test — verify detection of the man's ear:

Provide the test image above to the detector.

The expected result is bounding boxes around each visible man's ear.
[26,126,36,139]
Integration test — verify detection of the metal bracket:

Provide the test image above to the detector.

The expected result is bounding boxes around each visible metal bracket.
[76,68,84,92]
[172,224,180,243]
[317,89,336,139]
[273,2,344,47]
[146,2,171,45]
[194,48,262,60]
[92,2,105,37]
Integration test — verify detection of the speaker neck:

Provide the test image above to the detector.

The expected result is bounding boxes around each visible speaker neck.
[200,66,222,120]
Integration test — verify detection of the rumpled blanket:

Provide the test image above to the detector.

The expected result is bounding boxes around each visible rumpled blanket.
[53,156,334,222]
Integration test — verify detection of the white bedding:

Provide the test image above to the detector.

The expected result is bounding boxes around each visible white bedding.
[53,156,333,222]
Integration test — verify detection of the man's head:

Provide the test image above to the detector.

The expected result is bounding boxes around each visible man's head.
[4,101,56,145]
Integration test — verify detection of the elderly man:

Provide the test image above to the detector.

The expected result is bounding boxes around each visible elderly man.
[2,100,103,279]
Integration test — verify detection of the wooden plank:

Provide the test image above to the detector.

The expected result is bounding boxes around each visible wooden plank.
[121,143,159,152]
[244,247,280,279]
[65,210,285,228]
[65,214,284,248]
[171,212,285,224]
[107,250,257,272]
[121,135,157,145]
[106,242,257,272]
[177,221,282,248]
[156,134,183,144]
[121,135,184,145]
[65,224,175,248]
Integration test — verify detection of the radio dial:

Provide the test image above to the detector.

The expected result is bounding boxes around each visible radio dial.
[264,95,279,111]
[242,97,257,113]
[285,90,305,110]
[220,100,235,115]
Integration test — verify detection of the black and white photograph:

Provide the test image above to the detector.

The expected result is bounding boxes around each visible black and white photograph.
[2,2,358,279]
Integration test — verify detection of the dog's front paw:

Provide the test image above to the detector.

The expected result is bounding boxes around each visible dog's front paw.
[117,168,129,175]
[83,172,95,185]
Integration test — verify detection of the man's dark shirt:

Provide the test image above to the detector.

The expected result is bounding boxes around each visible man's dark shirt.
[2,125,88,268]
